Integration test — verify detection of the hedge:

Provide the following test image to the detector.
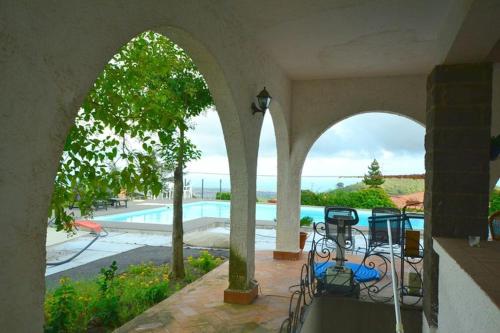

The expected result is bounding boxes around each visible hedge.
[301,188,396,209]
[215,192,231,200]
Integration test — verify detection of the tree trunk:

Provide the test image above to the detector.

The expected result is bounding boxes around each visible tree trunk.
[171,128,185,279]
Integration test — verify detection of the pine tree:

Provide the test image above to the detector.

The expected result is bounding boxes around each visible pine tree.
[363,159,385,188]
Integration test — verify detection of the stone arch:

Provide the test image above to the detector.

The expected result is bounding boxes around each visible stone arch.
[1,20,263,331]
[295,110,426,177]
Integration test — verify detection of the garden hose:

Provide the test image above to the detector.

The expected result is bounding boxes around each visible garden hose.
[46,228,108,267]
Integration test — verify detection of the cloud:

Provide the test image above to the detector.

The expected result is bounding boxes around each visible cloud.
[187,109,227,157]
[307,113,424,159]
[186,111,425,176]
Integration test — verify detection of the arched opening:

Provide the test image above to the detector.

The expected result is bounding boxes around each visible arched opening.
[271,111,428,260]
[300,112,425,225]
[43,30,245,331]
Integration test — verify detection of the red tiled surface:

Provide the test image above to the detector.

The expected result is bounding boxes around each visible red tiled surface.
[116,249,422,332]
[115,251,306,333]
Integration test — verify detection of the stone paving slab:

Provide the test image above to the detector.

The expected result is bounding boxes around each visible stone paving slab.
[115,251,306,333]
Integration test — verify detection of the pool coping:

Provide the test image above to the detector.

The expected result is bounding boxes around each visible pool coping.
[93,217,276,233]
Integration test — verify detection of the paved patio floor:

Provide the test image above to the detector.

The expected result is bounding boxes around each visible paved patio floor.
[115,251,306,333]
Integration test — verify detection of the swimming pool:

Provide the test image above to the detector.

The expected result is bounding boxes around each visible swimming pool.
[94,201,424,229]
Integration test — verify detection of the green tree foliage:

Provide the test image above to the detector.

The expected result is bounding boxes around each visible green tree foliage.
[362,159,385,188]
[300,190,319,206]
[51,31,213,277]
[490,189,500,214]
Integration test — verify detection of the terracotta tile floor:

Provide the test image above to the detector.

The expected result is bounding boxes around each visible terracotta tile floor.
[115,251,307,333]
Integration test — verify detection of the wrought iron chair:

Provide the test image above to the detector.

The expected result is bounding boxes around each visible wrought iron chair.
[373,206,415,231]
[368,210,403,248]
[489,210,500,241]
[323,207,360,259]
[324,206,359,242]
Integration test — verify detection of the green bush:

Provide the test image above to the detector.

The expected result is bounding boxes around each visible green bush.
[300,216,313,227]
[45,278,87,333]
[300,190,319,205]
[300,188,396,209]
[188,250,223,274]
[44,257,224,332]
[490,189,500,214]
[216,192,231,200]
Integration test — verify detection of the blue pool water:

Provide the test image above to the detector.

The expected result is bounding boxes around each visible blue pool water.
[95,201,424,229]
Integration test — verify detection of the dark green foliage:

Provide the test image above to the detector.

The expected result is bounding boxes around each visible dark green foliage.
[51,31,213,232]
[300,216,313,227]
[93,261,120,327]
[301,188,396,209]
[363,159,385,188]
[45,278,84,333]
[490,189,500,214]
[300,190,319,206]
[216,192,231,200]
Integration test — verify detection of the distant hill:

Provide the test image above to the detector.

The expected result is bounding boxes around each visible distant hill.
[337,178,425,196]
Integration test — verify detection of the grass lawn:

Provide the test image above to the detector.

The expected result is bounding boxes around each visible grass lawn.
[340,178,425,195]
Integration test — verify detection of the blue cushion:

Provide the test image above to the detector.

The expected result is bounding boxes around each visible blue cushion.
[313,262,380,283]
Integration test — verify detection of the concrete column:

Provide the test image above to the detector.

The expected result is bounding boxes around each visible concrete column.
[274,154,302,259]
[423,63,492,328]
[223,158,259,304]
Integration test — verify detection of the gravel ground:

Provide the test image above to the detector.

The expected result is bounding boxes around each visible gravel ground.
[45,245,228,290]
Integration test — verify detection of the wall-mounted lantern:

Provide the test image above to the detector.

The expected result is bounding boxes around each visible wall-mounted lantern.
[251,87,272,115]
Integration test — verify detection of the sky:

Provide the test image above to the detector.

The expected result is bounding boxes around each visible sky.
[185,109,426,177]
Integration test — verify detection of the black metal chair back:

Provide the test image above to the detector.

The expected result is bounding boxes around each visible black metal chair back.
[324,207,359,241]
[368,212,403,248]
[373,207,414,232]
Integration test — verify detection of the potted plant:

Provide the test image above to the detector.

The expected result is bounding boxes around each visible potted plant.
[491,135,500,161]
[299,216,313,250]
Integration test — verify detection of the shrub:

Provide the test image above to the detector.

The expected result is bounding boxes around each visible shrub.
[92,261,120,327]
[216,192,231,200]
[144,282,170,304]
[300,216,313,227]
[301,190,319,205]
[44,257,223,332]
[45,278,87,333]
[187,250,223,274]
[490,189,500,214]
[300,188,396,209]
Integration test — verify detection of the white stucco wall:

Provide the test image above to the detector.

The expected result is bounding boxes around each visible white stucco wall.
[433,240,499,333]
[0,1,292,330]
[275,75,427,252]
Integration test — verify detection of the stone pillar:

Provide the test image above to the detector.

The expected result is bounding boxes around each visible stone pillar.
[224,171,259,304]
[223,111,260,305]
[274,156,301,260]
[424,63,492,327]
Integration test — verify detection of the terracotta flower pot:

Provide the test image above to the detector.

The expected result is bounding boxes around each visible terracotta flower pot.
[299,231,308,250]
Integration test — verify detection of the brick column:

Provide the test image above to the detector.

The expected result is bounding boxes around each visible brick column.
[424,63,492,327]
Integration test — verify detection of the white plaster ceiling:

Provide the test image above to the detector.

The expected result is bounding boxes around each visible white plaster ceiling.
[220,0,474,79]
